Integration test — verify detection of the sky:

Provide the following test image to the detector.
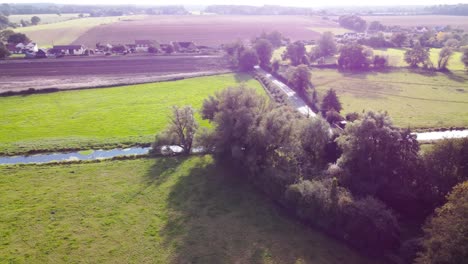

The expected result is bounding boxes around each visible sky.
[5,0,468,7]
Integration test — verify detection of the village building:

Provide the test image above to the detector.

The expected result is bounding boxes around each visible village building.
[51,45,86,55]
[134,40,158,52]
[171,41,198,53]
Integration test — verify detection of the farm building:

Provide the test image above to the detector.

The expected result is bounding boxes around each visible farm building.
[134,40,158,52]
[51,45,86,55]
[7,42,39,54]
[35,49,48,58]
[172,41,198,53]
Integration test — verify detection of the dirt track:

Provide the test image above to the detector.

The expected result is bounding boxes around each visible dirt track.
[0,54,232,92]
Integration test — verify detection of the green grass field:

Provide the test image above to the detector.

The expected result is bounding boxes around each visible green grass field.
[374,48,465,71]
[0,74,263,155]
[313,69,468,129]
[9,14,84,25]
[0,156,379,263]
[14,15,144,46]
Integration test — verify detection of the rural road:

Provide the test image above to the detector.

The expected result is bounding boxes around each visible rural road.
[254,66,317,118]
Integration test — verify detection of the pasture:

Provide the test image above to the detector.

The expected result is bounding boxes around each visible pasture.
[374,48,465,71]
[71,15,338,47]
[8,13,83,25]
[0,74,263,155]
[0,156,378,263]
[14,16,143,46]
[312,69,468,129]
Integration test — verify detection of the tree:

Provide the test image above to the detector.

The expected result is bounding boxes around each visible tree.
[338,15,367,32]
[7,33,30,44]
[31,16,41,25]
[437,47,453,70]
[317,31,337,57]
[416,181,468,264]
[368,21,386,31]
[321,89,342,115]
[373,55,388,69]
[338,43,369,70]
[288,64,311,96]
[152,106,198,155]
[462,49,468,71]
[0,42,10,59]
[0,14,8,30]
[283,41,306,66]
[337,112,421,206]
[0,29,14,42]
[256,30,284,47]
[423,138,468,203]
[391,32,407,48]
[238,49,258,71]
[404,42,430,67]
[201,86,269,158]
[254,38,273,67]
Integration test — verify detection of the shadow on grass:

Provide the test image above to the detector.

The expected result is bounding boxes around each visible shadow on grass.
[440,70,468,83]
[145,156,376,264]
[234,72,255,84]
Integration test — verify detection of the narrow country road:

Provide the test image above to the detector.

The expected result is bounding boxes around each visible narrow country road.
[254,66,317,118]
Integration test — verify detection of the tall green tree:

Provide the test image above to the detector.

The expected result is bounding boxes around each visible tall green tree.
[391,32,407,48]
[31,16,41,25]
[416,181,468,264]
[152,106,198,155]
[7,33,30,44]
[337,112,421,205]
[437,47,453,70]
[238,49,258,71]
[337,43,369,70]
[404,42,430,67]
[0,29,13,42]
[321,89,342,115]
[254,38,273,67]
[0,15,8,30]
[317,31,337,57]
[283,41,306,66]
[288,65,311,96]
[0,42,10,59]
[462,48,468,71]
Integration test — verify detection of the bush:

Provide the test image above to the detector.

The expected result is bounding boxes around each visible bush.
[285,179,400,255]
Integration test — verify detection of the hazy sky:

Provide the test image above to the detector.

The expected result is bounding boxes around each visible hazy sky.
[5,0,468,6]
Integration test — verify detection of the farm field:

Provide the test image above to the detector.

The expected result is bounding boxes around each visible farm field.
[0,74,263,155]
[14,15,144,46]
[313,69,468,129]
[9,13,83,24]
[71,15,339,47]
[0,156,379,263]
[0,55,231,92]
[362,15,468,31]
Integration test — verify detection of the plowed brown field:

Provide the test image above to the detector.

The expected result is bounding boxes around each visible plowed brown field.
[0,54,231,92]
[72,15,326,47]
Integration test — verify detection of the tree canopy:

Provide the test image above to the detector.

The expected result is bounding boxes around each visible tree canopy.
[254,38,273,67]
[283,41,306,66]
[338,43,369,70]
[416,181,468,264]
[404,42,430,68]
[238,49,259,71]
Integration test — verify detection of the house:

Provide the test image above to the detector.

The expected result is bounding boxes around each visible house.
[51,45,86,55]
[415,26,429,33]
[35,49,47,58]
[159,43,174,53]
[135,40,158,52]
[24,42,39,53]
[172,41,198,53]
[343,32,358,40]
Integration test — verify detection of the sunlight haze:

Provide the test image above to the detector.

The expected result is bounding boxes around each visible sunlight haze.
[5,0,468,6]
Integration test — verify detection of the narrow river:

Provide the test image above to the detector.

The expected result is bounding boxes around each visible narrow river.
[0,130,467,165]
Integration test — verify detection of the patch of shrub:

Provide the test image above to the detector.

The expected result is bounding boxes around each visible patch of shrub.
[285,179,401,255]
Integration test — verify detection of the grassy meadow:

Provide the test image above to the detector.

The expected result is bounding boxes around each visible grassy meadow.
[0,74,263,155]
[0,156,379,263]
[313,69,468,129]
[14,15,144,46]
[9,14,84,25]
